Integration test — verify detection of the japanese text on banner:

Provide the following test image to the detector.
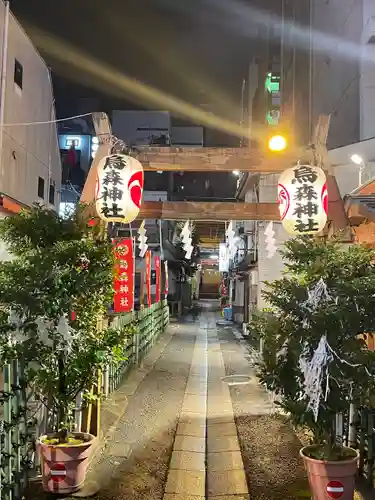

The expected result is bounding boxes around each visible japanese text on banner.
[155,255,161,303]
[113,238,134,313]
[145,250,151,307]
[100,155,127,220]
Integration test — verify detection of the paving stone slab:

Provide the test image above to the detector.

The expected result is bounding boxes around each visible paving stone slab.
[174,435,206,453]
[185,387,207,396]
[177,422,206,438]
[179,411,206,425]
[207,421,237,437]
[206,384,230,397]
[207,435,240,453]
[182,399,206,414]
[187,375,206,384]
[183,393,206,406]
[207,451,244,471]
[170,450,205,471]
[208,356,225,367]
[207,414,235,425]
[163,495,205,500]
[185,381,207,392]
[207,396,233,408]
[207,404,233,419]
[207,469,248,496]
[165,469,205,496]
[207,496,250,500]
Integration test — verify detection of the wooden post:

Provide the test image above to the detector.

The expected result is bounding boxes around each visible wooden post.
[310,115,351,238]
[139,271,144,309]
[348,403,357,448]
[90,370,101,438]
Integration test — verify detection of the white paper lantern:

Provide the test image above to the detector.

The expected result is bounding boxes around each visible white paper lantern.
[278,164,328,235]
[95,154,144,223]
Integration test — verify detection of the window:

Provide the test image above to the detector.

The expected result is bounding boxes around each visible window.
[49,183,55,204]
[14,60,23,89]
[37,177,45,199]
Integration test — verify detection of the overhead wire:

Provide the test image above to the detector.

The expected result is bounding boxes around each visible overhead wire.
[1,112,93,127]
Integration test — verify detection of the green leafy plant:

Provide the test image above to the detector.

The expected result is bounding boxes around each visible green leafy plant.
[0,204,134,443]
[252,237,375,460]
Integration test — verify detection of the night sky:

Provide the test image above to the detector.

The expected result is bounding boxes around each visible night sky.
[11,0,276,122]
[11,0,278,198]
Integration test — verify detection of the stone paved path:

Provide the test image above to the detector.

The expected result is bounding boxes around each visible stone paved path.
[163,301,251,500]
[70,301,267,500]
[28,301,372,500]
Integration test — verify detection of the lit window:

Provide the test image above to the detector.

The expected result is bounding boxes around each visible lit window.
[65,137,81,148]
[59,202,75,218]
[91,137,99,158]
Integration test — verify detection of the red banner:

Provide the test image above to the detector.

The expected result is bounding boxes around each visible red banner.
[164,261,169,298]
[155,255,161,303]
[145,250,151,307]
[113,238,134,313]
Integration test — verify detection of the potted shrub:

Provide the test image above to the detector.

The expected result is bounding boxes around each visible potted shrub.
[251,237,375,499]
[0,205,134,494]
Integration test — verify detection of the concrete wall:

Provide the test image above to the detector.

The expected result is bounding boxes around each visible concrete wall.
[360,0,375,139]
[233,279,245,324]
[0,2,61,208]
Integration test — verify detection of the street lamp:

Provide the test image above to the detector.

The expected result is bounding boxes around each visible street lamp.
[350,154,366,187]
[268,134,287,152]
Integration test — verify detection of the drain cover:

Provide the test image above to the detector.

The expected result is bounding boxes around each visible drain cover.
[221,375,251,386]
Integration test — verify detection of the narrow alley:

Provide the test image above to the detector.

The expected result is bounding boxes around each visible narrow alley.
[49,300,310,500]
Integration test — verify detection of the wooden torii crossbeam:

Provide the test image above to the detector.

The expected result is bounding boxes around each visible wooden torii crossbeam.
[138,201,279,221]
[80,113,347,229]
[137,146,297,173]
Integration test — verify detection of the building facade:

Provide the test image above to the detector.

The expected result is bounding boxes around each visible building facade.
[230,0,375,330]
[280,0,375,150]
[111,109,238,200]
[0,2,61,212]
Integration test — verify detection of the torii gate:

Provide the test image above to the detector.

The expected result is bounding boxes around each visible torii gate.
[80,112,348,231]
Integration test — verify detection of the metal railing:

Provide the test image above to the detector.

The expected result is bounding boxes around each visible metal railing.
[247,340,375,492]
[343,405,375,490]
[103,301,169,395]
[0,300,169,499]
